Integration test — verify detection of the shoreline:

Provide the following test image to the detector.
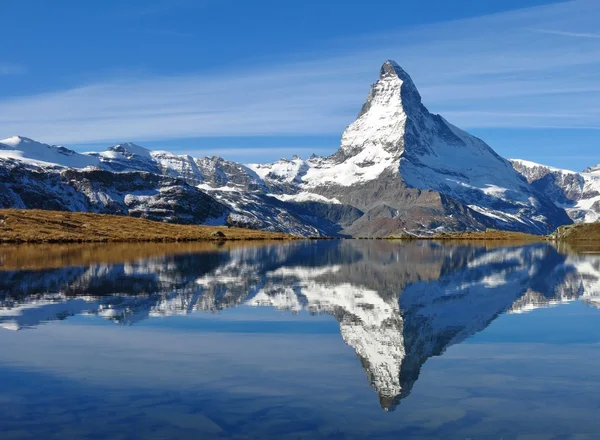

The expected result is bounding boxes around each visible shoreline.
[0,209,298,244]
[1,209,598,244]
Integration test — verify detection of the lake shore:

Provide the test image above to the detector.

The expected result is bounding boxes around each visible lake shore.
[386,229,542,241]
[388,225,600,243]
[2,209,598,244]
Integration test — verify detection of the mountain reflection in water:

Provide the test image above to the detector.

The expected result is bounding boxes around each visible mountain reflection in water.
[1,240,599,413]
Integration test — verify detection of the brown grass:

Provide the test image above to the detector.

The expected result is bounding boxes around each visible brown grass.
[0,209,297,243]
[549,222,600,242]
[387,229,542,242]
[429,229,542,241]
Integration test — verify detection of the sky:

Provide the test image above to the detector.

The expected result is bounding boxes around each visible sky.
[1,0,599,170]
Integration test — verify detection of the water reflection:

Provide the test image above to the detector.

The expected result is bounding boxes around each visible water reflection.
[1,240,599,412]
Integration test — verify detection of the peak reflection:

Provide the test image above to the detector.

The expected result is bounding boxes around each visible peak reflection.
[1,240,599,411]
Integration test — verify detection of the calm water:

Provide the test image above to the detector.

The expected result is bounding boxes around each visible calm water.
[1,240,600,439]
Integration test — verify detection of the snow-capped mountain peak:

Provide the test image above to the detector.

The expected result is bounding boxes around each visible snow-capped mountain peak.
[378,60,422,108]
[339,60,419,160]
[0,135,36,147]
[87,141,160,173]
[106,142,153,158]
[0,135,98,168]
[583,164,600,174]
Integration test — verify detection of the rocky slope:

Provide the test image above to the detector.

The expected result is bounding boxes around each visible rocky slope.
[0,61,573,236]
[510,159,600,223]
[0,158,228,225]
[0,138,328,236]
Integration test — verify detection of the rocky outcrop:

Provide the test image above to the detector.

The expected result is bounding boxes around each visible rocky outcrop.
[511,159,600,223]
[0,161,228,224]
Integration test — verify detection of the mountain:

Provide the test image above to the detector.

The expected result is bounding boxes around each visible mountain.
[247,61,571,235]
[0,161,228,224]
[510,159,600,223]
[1,240,598,410]
[0,136,99,169]
[0,61,573,236]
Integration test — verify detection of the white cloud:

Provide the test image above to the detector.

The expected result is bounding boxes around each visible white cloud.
[531,28,600,39]
[1,0,600,145]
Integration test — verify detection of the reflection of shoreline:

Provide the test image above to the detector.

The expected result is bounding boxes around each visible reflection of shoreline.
[0,241,294,271]
[1,240,600,411]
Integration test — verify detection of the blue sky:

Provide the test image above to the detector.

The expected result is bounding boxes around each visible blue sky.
[1,0,599,170]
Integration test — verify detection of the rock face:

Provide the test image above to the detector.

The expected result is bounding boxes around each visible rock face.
[0,162,228,224]
[510,159,600,223]
[0,61,573,236]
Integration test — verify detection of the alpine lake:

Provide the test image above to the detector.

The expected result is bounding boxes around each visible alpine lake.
[1,239,600,439]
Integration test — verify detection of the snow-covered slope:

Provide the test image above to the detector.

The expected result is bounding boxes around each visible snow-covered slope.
[584,164,600,174]
[510,159,600,223]
[0,136,99,169]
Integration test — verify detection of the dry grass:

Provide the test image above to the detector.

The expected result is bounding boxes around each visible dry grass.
[429,229,542,241]
[0,209,296,243]
[549,222,600,242]
[387,229,542,242]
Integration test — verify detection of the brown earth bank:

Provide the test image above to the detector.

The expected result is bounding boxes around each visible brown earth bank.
[549,223,600,242]
[0,209,297,243]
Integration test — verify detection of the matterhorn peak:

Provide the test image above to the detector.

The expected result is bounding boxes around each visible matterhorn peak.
[380,60,414,83]
[378,60,422,108]
[336,60,425,159]
[353,60,424,124]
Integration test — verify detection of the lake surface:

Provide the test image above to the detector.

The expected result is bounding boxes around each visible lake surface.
[1,239,600,439]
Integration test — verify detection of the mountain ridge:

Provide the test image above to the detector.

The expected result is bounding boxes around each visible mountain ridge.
[0,60,575,236]
[510,159,600,223]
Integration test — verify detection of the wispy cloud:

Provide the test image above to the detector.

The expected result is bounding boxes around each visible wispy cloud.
[1,0,600,145]
[531,28,600,39]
